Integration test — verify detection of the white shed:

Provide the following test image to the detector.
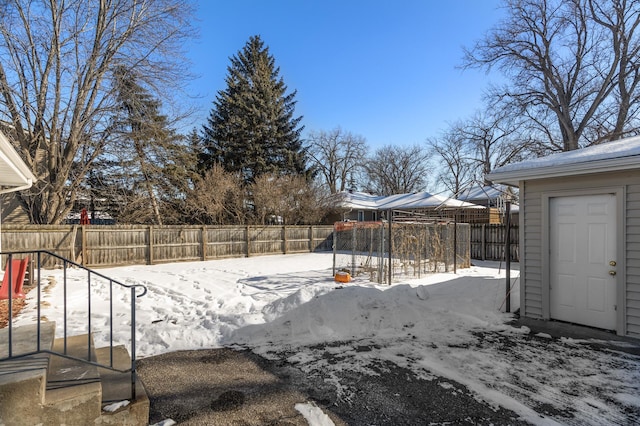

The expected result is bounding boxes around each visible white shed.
[488,136,640,337]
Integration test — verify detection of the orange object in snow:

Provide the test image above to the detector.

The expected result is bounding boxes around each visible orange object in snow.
[334,271,351,283]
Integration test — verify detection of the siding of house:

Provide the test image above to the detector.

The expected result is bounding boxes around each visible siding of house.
[626,184,640,337]
[521,171,640,337]
[521,179,544,319]
[0,193,30,224]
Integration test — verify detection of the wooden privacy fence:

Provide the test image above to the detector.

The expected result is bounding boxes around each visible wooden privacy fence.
[0,224,334,268]
[470,224,519,261]
[1,223,516,266]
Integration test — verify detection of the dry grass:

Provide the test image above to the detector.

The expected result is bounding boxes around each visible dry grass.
[0,298,26,329]
[0,286,33,329]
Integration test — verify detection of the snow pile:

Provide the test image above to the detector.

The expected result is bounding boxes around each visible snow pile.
[230,274,514,348]
[295,402,335,426]
[102,400,130,412]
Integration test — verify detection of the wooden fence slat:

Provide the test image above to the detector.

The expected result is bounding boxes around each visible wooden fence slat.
[470,224,519,261]
[0,224,334,267]
[3,224,499,266]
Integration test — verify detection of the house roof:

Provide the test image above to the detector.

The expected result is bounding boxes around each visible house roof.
[488,135,640,186]
[0,130,35,192]
[456,184,506,202]
[334,191,483,211]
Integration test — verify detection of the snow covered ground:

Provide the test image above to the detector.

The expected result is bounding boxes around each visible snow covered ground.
[11,252,640,425]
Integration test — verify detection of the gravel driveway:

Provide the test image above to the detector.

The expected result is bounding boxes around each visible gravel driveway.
[137,318,640,425]
[138,346,530,425]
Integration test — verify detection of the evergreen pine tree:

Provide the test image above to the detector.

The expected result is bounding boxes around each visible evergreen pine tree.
[202,35,306,184]
[102,66,195,224]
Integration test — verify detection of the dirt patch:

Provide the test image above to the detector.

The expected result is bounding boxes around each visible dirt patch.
[1,278,52,328]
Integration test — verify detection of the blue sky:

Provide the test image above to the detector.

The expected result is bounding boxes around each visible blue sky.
[184,0,505,149]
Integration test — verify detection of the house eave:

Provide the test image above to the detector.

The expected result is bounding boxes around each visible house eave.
[0,130,36,192]
[487,155,640,186]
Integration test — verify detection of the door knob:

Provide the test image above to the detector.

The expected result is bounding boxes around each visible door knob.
[609,270,617,276]
[609,260,617,266]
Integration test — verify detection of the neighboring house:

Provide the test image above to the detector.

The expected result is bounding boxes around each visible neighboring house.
[488,136,640,338]
[330,191,485,223]
[0,130,36,251]
[0,194,30,225]
[456,184,512,207]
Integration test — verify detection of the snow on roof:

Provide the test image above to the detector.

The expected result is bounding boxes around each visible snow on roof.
[333,191,385,210]
[334,191,483,211]
[456,184,505,201]
[488,135,640,185]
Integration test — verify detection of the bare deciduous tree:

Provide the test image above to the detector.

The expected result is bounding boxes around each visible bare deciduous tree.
[459,112,535,184]
[185,164,245,225]
[363,144,432,196]
[464,0,640,151]
[307,127,368,194]
[251,174,324,225]
[428,132,474,196]
[0,0,194,223]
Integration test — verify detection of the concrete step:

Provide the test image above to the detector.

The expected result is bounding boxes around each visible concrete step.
[0,321,56,359]
[0,324,148,425]
[95,345,149,426]
[42,333,103,424]
[0,322,56,425]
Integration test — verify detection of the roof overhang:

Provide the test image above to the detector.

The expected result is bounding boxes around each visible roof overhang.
[0,130,36,193]
[488,135,640,187]
[488,155,640,186]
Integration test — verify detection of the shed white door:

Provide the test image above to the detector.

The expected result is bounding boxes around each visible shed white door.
[549,194,617,330]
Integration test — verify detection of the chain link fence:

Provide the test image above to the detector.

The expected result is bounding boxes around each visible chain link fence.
[333,220,470,284]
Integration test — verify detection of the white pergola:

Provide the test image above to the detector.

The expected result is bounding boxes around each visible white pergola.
[0,130,36,252]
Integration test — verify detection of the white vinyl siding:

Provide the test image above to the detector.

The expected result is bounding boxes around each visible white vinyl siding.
[521,171,640,336]
[625,184,640,337]
[521,181,544,318]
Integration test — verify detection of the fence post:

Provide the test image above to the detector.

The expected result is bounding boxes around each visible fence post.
[351,224,356,276]
[148,225,154,265]
[481,224,486,261]
[505,201,512,313]
[378,222,384,284]
[71,225,78,263]
[81,225,87,266]
[453,222,457,274]
[246,225,251,257]
[332,225,336,276]
[283,226,288,254]
[309,226,313,252]
[444,224,450,273]
[201,226,207,261]
[387,210,392,285]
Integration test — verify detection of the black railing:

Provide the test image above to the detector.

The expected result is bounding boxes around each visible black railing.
[1,250,147,399]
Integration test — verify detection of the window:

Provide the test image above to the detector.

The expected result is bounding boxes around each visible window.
[358,210,364,221]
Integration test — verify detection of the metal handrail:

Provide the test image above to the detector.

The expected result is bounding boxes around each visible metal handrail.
[1,250,147,400]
